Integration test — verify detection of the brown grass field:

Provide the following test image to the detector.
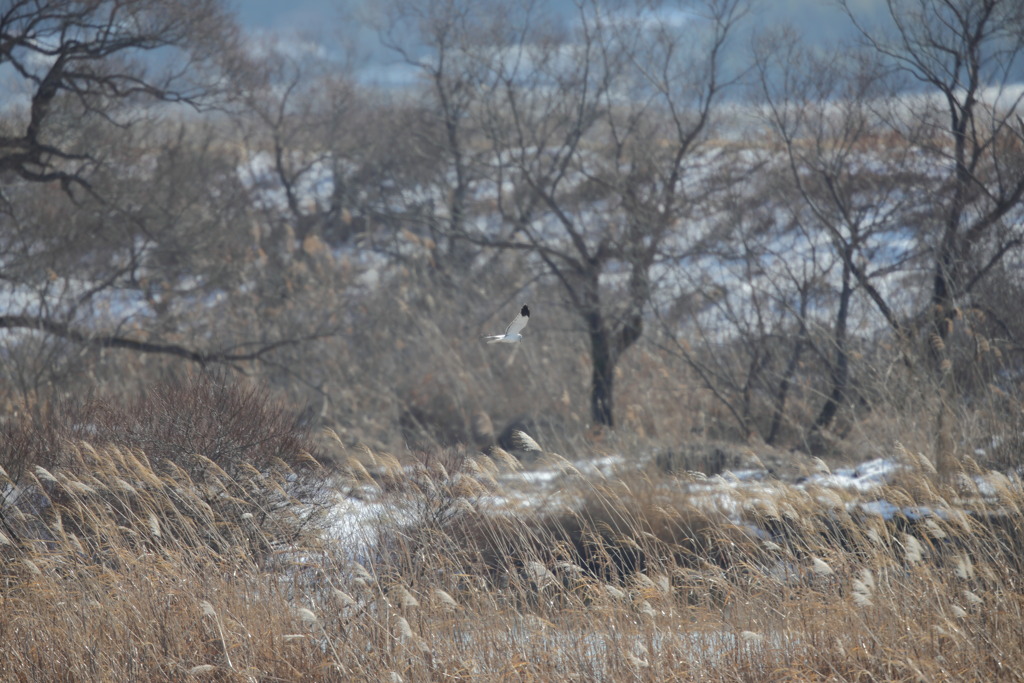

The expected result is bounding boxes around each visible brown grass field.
[1,377,1023,682]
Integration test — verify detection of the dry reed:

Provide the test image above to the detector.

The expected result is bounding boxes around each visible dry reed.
[2,383,1024,680]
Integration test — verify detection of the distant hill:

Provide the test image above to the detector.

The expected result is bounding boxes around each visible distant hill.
[235,0,879,47]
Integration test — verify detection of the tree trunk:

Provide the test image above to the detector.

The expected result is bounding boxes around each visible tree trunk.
[931,240,959,476]
[815,252,853,429]
[767,341,802,445]
[769,288,810,445]
[588,309,616,427]
[583,259,647,428]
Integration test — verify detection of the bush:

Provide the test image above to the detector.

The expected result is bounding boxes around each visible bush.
[0,372,329,564]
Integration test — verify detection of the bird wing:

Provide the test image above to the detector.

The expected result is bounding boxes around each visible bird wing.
[505,307,529,336]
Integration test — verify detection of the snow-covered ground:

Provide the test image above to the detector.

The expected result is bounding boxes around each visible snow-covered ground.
[325,448,1024,561]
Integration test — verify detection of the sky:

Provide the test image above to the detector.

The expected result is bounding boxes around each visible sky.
[228,0,884,88]
[230,0,1024,88]
[233,0,344,34]
[231,0,877,48]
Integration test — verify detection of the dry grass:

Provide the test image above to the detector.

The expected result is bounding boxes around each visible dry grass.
[2,385,1024,681]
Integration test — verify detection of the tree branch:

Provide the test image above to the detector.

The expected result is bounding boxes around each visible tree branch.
[0,315,326,367]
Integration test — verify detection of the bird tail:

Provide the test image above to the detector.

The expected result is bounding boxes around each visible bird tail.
[483,336,502,344]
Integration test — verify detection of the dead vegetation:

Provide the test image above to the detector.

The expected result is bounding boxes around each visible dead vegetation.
[2,381,1024,681]
[3,0,1024,680]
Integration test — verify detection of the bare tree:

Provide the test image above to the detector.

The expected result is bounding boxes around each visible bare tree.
[373,0,509,268]
[0,1,343,403]
[570,0,750,427]
[0,0,239,191]
[754,31,925,436]
[379,0,748,427]
[841,0,1024,466]
[653,159,838,445]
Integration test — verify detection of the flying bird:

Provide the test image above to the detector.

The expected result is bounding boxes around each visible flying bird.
[483,304,530,344]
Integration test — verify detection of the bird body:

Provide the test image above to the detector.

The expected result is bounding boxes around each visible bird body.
[484,304,530,343]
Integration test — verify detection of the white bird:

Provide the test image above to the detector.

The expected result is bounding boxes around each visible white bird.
[483,304,530,343]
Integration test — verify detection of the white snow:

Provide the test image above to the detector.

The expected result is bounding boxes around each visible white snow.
[801,458,903,492]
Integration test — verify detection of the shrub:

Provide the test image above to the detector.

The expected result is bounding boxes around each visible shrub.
[0,372,329,564]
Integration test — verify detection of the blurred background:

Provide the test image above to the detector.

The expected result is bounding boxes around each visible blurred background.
[3,0,1024,473]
